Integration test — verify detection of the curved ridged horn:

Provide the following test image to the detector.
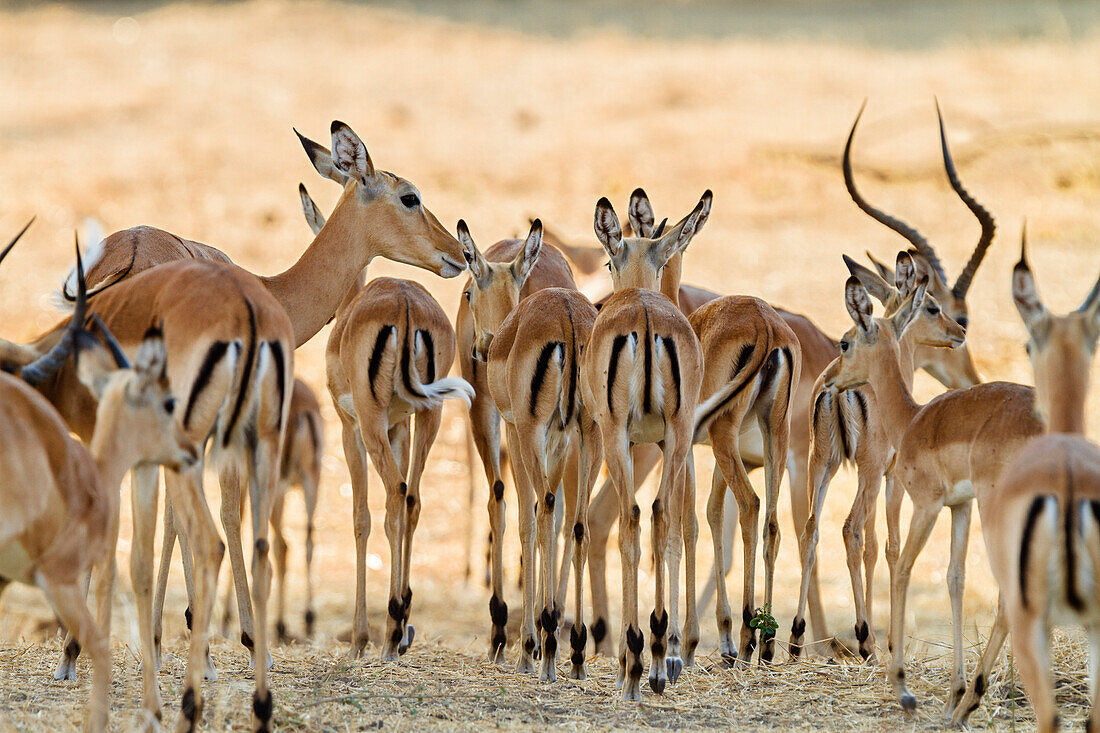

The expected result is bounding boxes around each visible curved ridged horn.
[937,100,996,299]
[843,102,947,284]
[0,218,35,269]
[90,313,130,369]
[22,234,88,386]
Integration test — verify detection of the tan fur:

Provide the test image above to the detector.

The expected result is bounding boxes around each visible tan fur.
[328,277,471,662]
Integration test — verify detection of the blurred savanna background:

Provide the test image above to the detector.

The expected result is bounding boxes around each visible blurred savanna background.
[2,1,1100,729]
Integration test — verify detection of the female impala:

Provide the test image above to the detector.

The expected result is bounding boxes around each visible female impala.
[953,234,1100,728]
[460,219,602,681]
[826,260,1044,716]
[454,221,577,662]
[328,277,474,661]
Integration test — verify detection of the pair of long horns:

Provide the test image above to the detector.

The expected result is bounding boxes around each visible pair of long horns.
[3,223,128,386]
[843,100,996,300]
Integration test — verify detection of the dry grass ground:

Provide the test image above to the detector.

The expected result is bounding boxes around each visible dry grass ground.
[2,1,1100,729]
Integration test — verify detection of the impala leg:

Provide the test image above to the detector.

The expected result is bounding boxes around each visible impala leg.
[246,433,280,733]
[792,433,839,659]
[130,465,164,724]
[152,472,174,668]
[1009,606,1056,733]
[861,492,879,656]
[54,571,90,681]
[401,407,442,656]
[569,417,601,680]
[301,463,320,638]
[588,444,661,658]
[1087,621,1100,732]
[338,412,372,658]
[663,455,689,685]
[506,423,539,675]
[218,464,258,665]
[953,596,1009,726]
[269,492,289,644]
[706,458,737,665]
[165,466,224,733]
[945,501,973,716]
[758,417,787,663]
[844,461,883,662]
[697,473,735,615]
[648,433,685,695]
[554,448,580,618]
[45,579,109,733]
[888,499,940,714]
[469,391,508,663]
[681,454,701,668]
[786,430,827,645]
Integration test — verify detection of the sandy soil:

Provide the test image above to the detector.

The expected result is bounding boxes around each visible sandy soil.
[2,1,1100,730]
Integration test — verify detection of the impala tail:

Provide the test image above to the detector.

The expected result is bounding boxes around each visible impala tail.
[692,345,788,443]
[397,328,474,409]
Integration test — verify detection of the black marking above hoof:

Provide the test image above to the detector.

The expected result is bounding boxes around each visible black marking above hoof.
[790,616,806,638]
[275,621,288,642]
[570,624,587,665]
[252,689,273,725]
[625,625,645,656]
[900,693,917,713]
[185,606,193,631]
[489,595,509,626]
[523,636,537,655]
[649,609,668,638]
[181,686,199,725]
[304,609,316,636]
[388,597,405,621]
[64,639,81,659]
[241,631,254,650]
[592,617,607,646]
[974,673,986,697]
[493,480,505,500]
[855,620,870,643]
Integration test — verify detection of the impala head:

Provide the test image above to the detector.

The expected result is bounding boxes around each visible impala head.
[828,264,965,392]
[458,219,543,361]
[1012,226,1100,434]
[593,189,711,292]
[295,121,467,278]
[844,100,993,389]
[77,318,199,472]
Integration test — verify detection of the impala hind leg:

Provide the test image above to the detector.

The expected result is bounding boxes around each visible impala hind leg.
[681,456,701,669]
[663,457,689,685]
[506,423,539,675]
[399,408,442,656]
[53,571,90,681]
[301,466,320,638]
[602,429,642,701]
[569,420,602,680]
[46,579,110,733]
[269,493,290,643]
[1010,607,1056,733]
[844,464,883,662]
[338,412,372,658]
[219,464,259,666]
[792,438,839,660]
[246,435,279,733]
[468,394,508,663]
[945,501,973,716]
[130,465,164,724]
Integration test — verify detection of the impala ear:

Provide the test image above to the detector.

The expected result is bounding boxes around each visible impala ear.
[1012,226,1048,336]
[894,251,917,299]
[511,218,543,287]
[627,188,656,239]
[865,250,895,282]
[299,184,326,235]
[1080,269,1100,330]
[594,197,623,257]
[844,276,875,334]
[329,121,375,186]
[670,190,712,257]
[843,254,894,305]
[456,220,488,285]
[890,276,929,337]
[75,330,116,401]
[295,128,349,186]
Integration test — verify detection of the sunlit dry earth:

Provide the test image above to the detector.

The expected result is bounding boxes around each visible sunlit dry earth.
[2,1,1100,729]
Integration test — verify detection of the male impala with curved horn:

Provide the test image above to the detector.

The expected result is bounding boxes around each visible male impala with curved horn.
[826,257,1046,716]
[328,275,474,661]
[791,104,990,660]
[460,219,602,681]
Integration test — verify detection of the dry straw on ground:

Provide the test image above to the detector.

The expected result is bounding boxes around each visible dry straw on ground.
[2,0,1100,730]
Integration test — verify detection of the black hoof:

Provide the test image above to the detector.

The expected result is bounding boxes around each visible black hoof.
[901,693,917,713]
[720,652,738,668]
[649,674,666,695]
[666,657,683,684]
[399,625,416,655]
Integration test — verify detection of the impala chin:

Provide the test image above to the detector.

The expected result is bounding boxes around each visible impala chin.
[438,256,467,278]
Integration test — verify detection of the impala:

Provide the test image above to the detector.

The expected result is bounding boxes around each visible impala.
[1,233,198,732]
[953,233,1100,728]
[826,259,1043,716]
[460,219,601,681]
[790,103,991,660]
[454,221,577,662]
[328,275,474,660]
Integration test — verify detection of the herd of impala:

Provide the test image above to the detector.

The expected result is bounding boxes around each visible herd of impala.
[0,102,1097,733]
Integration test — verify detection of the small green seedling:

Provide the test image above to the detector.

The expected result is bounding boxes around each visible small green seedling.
[749,603,779,634]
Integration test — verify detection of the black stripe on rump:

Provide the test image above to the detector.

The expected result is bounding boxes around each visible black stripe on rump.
[417,329,436,383]
[563,306,577,425]
[733,343,755,377]
[401,315,425,399]
[184,341,229,430]
[695,344,761,431]
[530,342,563,416]
[642,313,653,413]
[269,341,286,433]
[607,334,631,416]
[1019,496,1048,610]
[660,336,681,415]
[368,325,395,398]
[224,299,258,448]
[1066,469,1085,611]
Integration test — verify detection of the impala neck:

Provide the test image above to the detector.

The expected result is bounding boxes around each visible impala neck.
[660,252,682,308]
[868,333,921,451]
[89,430,133,496]
[261,182,377,348]
[1044,371,1089,435]
[895,335,919,392]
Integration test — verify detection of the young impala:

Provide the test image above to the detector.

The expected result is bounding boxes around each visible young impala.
[827,258,1044,716]
[460,219,601,681]
[328,276,474,661]
[0,233,198,732]
[953,233,1100,729]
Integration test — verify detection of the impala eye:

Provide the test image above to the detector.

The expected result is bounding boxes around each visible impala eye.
[605,261,612,272]
[840,339,850,353]
[164,397,176,415]
[926,304,940,316]
[400,193,420,208]
[463,290,471,302]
